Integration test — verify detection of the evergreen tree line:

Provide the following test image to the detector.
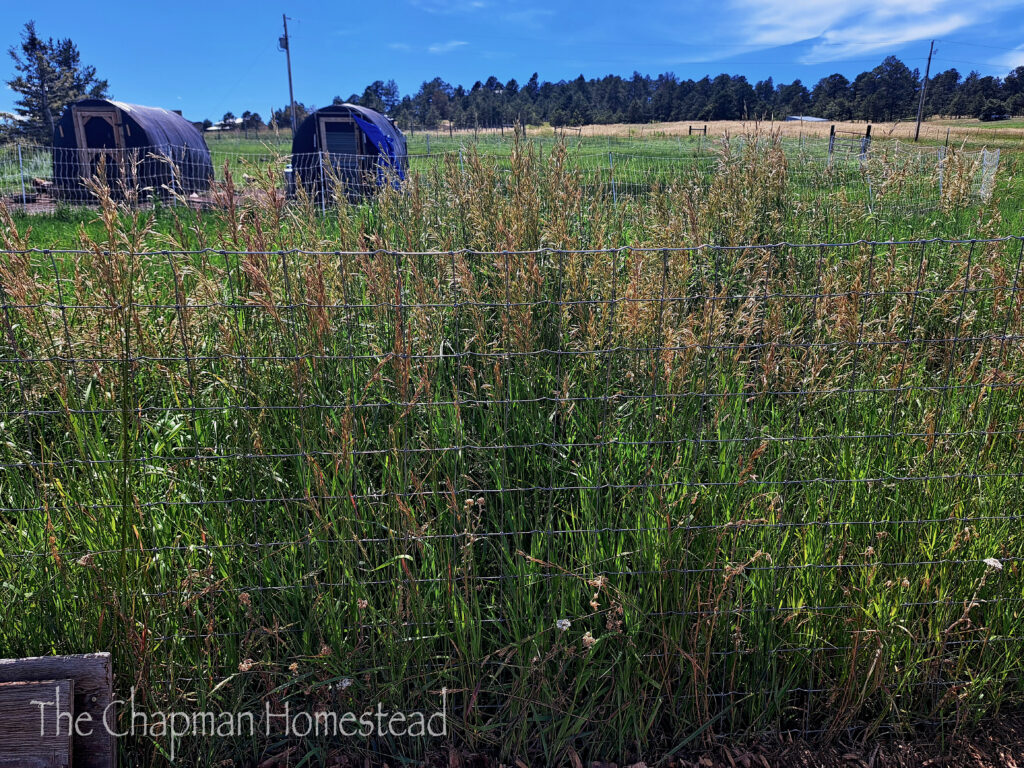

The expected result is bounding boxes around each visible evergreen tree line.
[6,17,1022,143]
[337,57,1024,129]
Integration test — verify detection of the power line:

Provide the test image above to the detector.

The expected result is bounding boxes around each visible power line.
[937,38,1024,53]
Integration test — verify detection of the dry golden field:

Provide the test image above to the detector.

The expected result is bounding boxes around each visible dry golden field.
[489,118,1024,148]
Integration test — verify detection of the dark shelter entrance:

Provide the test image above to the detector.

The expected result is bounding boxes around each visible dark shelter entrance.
[290,104,408,203]
[52,98,213,202]
[74,106,124,188]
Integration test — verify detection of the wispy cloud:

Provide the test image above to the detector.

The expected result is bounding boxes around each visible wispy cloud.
[991,44,1024,71]
[802,14,971,62]
[729,0,849,48]
[722,0,1010,64]
[388,40,469,55]
[411,0,486,14]
[501,7,555,26]
[427,40,468,54]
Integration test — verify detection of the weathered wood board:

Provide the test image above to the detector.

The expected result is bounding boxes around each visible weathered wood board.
[0,679,74,768]
[0,654,114,768]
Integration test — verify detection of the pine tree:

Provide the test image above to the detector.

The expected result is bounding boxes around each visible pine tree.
[6,21,108,142]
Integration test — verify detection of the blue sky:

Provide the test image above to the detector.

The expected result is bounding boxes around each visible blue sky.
[3,0,1024,122]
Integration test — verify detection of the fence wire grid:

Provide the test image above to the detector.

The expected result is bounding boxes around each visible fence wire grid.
[0,135,1000,219]
[1,238,1023,761]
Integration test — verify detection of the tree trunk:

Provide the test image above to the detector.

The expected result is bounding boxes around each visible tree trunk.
[41,81,55,140]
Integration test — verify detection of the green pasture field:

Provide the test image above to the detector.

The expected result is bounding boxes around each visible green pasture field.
[2,132,1016,248]
[0,132,1023,766]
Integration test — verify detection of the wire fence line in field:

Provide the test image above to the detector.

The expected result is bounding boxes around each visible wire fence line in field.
[0,136,1000,218]
[0,237,1023,762]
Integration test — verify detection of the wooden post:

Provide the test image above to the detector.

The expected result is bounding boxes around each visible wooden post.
[318,150,327,214]
[0,680,74,767]
[937,145,945,196]
[17,143,27,211]
[281,14,297,134]
[609,152,617,206]
[914,40,934,142]
[0,654,114,768]
[169,160,177,207]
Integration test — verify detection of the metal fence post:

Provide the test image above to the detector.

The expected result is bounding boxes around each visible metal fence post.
[860,125,872,162]
[318,151,327,215]
[17,143,27,211]
[827,125,835,166]
[980,148,999,201]
[609,152,617,206]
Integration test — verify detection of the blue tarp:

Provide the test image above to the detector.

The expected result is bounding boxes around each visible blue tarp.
[291,104,408,200]
[352,114,406,186]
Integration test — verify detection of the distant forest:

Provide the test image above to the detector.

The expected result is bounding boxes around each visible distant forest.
[270,56,1024,130]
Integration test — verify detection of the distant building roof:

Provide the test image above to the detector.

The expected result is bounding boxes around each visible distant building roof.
[785,115,828,122]
[208,117,243,131]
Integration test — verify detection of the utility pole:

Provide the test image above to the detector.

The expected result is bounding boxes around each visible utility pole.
[279,14,297,134]
[914,40,934,142]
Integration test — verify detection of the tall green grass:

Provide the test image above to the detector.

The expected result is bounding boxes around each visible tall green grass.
[0,131,1022,766]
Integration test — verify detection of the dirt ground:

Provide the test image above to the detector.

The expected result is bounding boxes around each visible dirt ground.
[658,719,1024,768]
[253,716,1024,768]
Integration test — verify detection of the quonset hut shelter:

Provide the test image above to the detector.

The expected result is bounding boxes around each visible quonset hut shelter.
[52,98,213,201]
[290,104,407,201]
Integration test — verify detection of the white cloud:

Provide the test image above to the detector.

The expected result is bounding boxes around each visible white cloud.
[992,45,1024,71]
[427,40,468,54]
[803,14,971,63]
[411,0,486,13]
[501,8,555,26]
[729,0,850,47]
[387,40,469,55]
[724,0,1008,65]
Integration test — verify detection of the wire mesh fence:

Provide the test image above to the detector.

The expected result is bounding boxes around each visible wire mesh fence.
[0,145,216,206]
[0,136,1001,219]
[0,238,1023,763]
